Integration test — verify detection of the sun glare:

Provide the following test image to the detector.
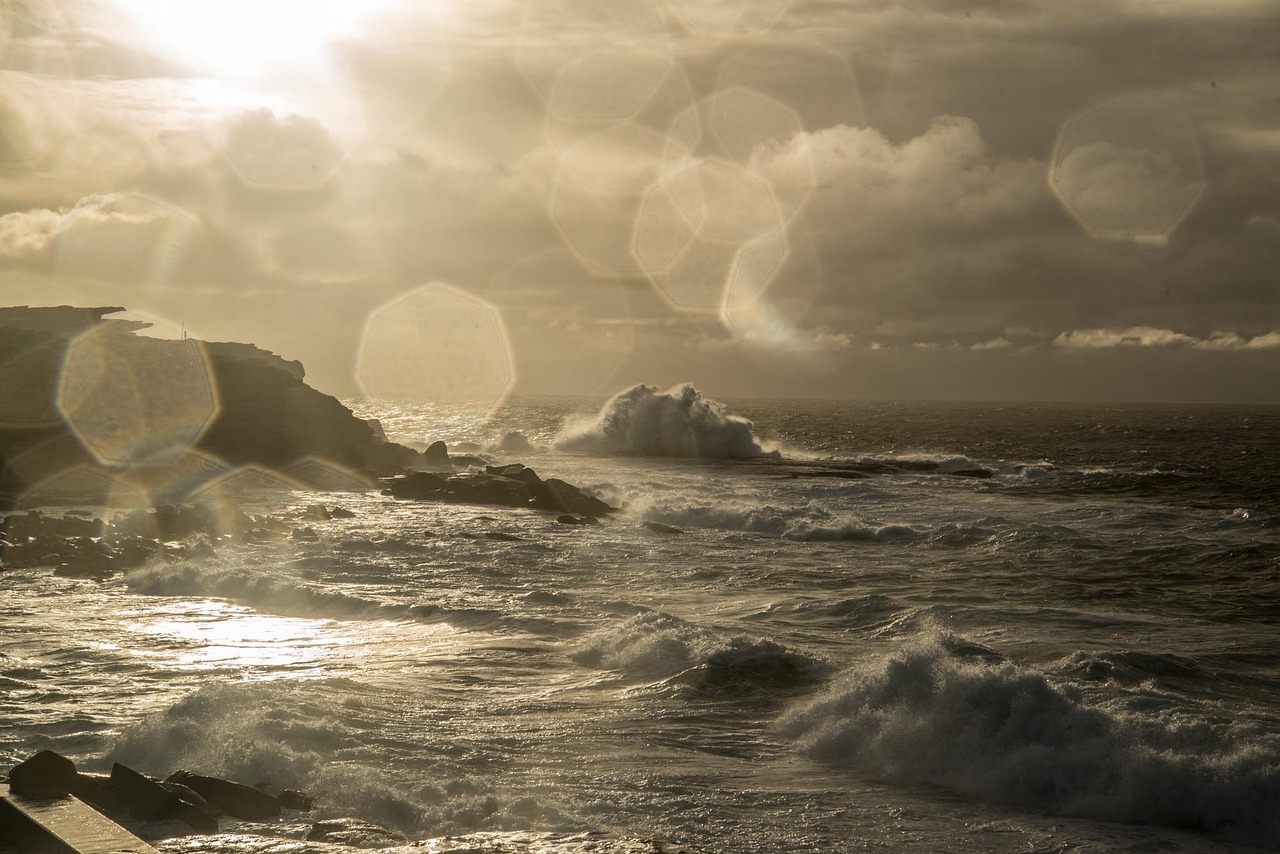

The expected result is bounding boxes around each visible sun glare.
[109,0,390,79]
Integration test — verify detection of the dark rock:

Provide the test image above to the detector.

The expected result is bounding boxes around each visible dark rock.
[299,504,331,521]
[53,543,116,580]
[450,473,531,507]
[69,771,124,817]
[330,507,356,519]
[110,762,181,821]
[365,418,388,443]
[949,468,995,479]
[483,531,523,541]
[530,478,613,517]
[158,781,220,833]
[10,750,78,793]
[487,463,541,485]
[448,454,487,468]
[279,788,314,811]
[556,514,584,525]
[388,471,448,500]
[643,521,684,535]
[165,769,281,821]
[423,440,450,464]
[291,526,319,541]
[306,817,409,846]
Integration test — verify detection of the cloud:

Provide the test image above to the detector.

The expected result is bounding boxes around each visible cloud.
[0,207,60,263]
[1054,326,1280,350]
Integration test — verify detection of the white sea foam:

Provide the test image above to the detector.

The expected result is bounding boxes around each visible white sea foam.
[778,634,1280,848]
[555,384,777,459]
[630,495,918,542]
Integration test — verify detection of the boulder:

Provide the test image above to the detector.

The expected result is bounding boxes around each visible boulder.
[165,770,281,821]
[306,817,409,847]
[110,762,180,821]
[388,471,448,500]
[10,750,78,793]
[447,473,531,508]
[485,463,541,485]
[530,478,613,518]
[329,507,356,519]
[643,521,684,535]
[279,788,314,811]
[423,441,450,464]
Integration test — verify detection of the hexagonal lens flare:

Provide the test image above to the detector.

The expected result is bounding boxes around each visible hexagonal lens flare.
[1051,96,1205,243]
[57,325,220,467]
[357,283,514,415]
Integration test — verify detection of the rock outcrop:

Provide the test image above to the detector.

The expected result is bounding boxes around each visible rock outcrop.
[0,306,420,507]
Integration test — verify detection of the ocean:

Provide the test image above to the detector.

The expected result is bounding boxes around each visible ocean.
[3,390,1279,853]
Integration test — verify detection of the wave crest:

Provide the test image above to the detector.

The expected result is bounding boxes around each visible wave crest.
[778,635,1280,847]
[555,384,776,459]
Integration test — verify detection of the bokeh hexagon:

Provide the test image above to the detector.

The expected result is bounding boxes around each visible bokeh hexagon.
[550,122,675,273]
[516,0,671,105]
[357,283,514,416]
[57,324,220,467]
[666,0,793,37]
[1051,96,1205,243]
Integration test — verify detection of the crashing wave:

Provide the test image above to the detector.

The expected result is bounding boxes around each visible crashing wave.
[778,634,1280,847]
[555,384,777,459]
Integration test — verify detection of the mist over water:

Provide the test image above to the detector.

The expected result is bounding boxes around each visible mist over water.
[4,395,1280,853]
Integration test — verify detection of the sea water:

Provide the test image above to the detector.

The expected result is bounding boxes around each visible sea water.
[3,391,1279,853]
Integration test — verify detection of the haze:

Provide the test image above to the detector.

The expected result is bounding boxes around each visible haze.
[2,0,1277,403]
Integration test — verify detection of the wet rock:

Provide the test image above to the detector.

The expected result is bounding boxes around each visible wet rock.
[448,454,487,468]
[643,521,684,535]
[530,478,612,518]
[483,531,523,541]
[166,769,281,821]
[52,542,116,580]
[10,750,78,793]
[279,788,314,811]
[949,468,994,479]
[299,504,331,521]
[306,817,409,847]
[110,762,181,821]
[423,440,450,465]
[330,507,356,519]
[388,471,448,500]
[291,526,319,541]
[486,463,542,485]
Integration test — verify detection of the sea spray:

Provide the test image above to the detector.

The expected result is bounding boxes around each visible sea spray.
[555,384,777,459]
[778,634,1280,847]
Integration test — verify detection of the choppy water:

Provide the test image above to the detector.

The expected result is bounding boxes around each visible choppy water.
[4,396,1280,853]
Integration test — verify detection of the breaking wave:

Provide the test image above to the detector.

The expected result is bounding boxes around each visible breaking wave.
[572,612,829,696]
[778,634,1280,848]
[555,384,777,459]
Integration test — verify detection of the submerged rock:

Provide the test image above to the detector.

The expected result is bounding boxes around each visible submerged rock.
[165,769,281,821]
[306,817,409,847]
[643,521,684,535]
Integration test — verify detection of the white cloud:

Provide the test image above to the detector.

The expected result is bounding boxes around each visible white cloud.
[1055,326,1280,350]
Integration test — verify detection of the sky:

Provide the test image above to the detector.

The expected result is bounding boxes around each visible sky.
[1,0,1278,403]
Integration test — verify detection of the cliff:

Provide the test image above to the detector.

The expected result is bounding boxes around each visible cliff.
[0,306,419,505]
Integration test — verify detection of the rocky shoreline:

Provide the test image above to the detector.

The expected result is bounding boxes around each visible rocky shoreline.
[0,305,615,577]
